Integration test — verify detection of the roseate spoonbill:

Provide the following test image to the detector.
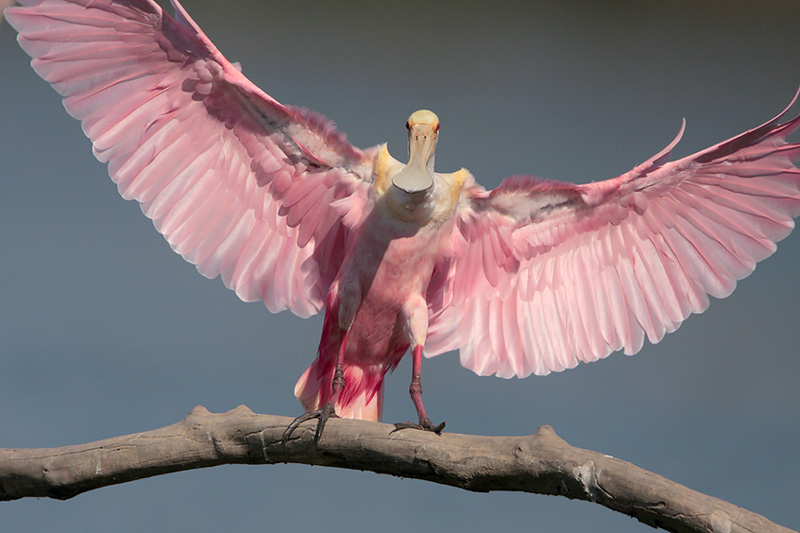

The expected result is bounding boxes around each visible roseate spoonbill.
[7,0,800,441]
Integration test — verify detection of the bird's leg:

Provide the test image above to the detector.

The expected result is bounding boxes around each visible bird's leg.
[283,330,348,443]
[393,344,445,434]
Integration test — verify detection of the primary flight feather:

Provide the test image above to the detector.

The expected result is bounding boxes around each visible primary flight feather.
[7,0,800,438]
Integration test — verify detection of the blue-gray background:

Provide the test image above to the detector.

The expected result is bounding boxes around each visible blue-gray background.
[1,1,799,531]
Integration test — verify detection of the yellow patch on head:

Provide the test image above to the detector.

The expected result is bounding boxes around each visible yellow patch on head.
[407,109,440,129]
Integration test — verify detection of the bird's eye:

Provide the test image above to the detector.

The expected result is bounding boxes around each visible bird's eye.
[405,121,411,130]
[434,123,440,133]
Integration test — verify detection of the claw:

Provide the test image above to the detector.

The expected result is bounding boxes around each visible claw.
[283,402,340,443]
[392,417,446,435]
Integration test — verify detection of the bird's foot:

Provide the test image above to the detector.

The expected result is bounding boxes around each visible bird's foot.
[392,417,446,435]
[283,402,339,443]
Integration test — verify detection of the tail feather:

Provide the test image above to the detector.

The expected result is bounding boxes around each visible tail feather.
[293,290,387,422]
[294,358,385,421]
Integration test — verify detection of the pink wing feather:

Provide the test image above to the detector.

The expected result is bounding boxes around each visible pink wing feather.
[427,95,800,378]
[6,0,376,317]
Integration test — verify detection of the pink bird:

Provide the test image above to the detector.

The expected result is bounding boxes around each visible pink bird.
[7,0,800,440]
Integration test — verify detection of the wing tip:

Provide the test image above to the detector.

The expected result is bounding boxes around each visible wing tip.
[169,0,201,35]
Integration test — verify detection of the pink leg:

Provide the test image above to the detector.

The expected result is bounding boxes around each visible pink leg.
[326,329,348,409]
[394,345,445,434]
[283,330,349,443]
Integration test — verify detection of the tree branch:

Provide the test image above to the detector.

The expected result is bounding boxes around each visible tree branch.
[0,405,793,533]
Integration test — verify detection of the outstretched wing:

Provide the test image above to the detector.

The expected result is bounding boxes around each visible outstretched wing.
[426,94,800,378]
[7,0,376,317]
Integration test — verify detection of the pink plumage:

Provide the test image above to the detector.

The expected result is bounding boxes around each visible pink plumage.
[7,0,800,435]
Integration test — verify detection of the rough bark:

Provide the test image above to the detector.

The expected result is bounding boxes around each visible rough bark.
[0,405,793,533]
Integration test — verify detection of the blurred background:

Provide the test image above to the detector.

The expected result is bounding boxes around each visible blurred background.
[1,1,799,531]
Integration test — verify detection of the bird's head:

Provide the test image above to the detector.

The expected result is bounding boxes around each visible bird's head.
[391,109,440,197]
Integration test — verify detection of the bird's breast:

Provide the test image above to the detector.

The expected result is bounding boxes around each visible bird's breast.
[354,216,443,296]
[333,218,447,365]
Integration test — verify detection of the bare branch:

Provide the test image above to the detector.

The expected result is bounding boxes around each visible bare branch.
[0,405,793,533]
